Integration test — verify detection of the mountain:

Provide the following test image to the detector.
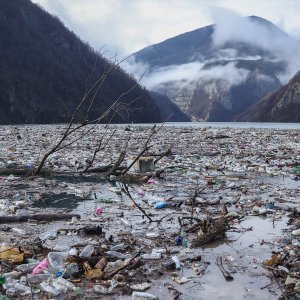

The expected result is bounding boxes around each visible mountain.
[150,92,190,122]
[236,71,300,122]
[0,0,162,124]
[133,16,300,121]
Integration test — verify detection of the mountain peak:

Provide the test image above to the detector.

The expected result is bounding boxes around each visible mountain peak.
[132,15,299,122]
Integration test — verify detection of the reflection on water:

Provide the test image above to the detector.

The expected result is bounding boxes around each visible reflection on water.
[32,192,86,209]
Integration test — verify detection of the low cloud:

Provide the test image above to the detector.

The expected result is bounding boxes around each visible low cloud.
[211,8,300,82]
[123,60,249,92]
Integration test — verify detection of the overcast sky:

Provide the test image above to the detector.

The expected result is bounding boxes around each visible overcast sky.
[32,0,300,55]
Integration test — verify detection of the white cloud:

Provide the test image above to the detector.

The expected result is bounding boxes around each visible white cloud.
[133,61,249,91]
[32,0,300,55]
[211,8,300,82]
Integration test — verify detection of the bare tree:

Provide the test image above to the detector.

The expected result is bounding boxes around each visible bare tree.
[33,55,144,176]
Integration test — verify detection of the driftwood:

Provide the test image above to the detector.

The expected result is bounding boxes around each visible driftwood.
[0,167,52,176]
[108,150,126,175]
[84,165,113,173]
[0,214,81,224]
[120,173,152,183]
[216,256,234,281]
[0,165,127,176]
[191,216,231,247]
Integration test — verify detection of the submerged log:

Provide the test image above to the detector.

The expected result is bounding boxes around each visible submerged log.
[0,214,81,224]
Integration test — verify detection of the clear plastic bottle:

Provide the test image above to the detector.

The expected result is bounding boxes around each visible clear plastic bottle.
[132,291,158,299]
[63,263,79,278]
[48,252,68,272]
[52,280,68,293]
[40,282,60,296]
[105,251,129,259]
[3,282,30,294]
[56,277,76,291]
[103,260,123,273]
[2,271,21,278]
[15,262,39,272]
[110,243,125,251]
[79,245,94,258]
[141,253,161,260]
[27,274,51,284]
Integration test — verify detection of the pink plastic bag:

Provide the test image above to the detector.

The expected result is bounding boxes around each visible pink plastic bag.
[32,258,49,274]
[96,207,103,215]
[147,178,158,184]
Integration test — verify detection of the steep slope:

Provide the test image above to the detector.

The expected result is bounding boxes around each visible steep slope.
[0,0,161,124]
[150,92,190,122]
[133,16,299,121]
[237,71,300,122]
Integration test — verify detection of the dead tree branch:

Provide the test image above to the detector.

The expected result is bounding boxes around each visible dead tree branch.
[33,58,144,176]
[122,183,153,222]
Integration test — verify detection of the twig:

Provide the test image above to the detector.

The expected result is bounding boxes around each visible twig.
[216,256,234,281]
[122,184,153,222]
[104,251,141,279]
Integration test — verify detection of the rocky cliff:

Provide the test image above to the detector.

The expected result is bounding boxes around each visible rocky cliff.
[237,71,300,122]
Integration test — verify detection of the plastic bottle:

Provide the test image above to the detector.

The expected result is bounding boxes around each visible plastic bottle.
[175,236,183,245]
[63,263,79,278]
[79,245,94,258]
[48,252,68,271]
[94,284,110,294]
[3,282,30,294]
[27,274,51,284]
[292,229,300,236]
[56,277,76,291]
[105,251,129,259]
[171,256,181,269]
[95,257,107,270]
[141,253,162,260]
[152,248,167,254]
[16,262,39,272]
[40,282,60,296]
[132,291,158,299]
[164,256,181,270]
[164,258,176,269]
[2,271,20,278]
[0,276,6,285]
[154,202,168,209]
[20,276,27,285]
[103,260,123,273]
[110,243,126,251]
[53,280,68,293]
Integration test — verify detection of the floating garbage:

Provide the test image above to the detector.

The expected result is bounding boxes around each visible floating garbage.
[0,124,299,299]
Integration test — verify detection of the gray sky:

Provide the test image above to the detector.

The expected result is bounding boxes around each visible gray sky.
[32,0,300,55]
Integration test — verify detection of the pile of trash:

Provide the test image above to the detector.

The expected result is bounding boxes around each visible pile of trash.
[0,124,299,299]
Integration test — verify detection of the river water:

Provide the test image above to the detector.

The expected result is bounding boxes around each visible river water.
[133,122,300,129]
